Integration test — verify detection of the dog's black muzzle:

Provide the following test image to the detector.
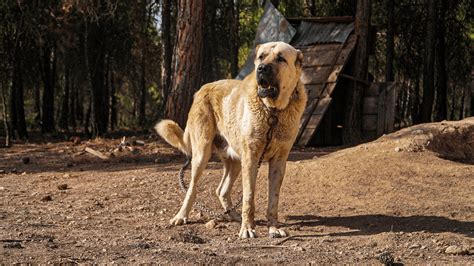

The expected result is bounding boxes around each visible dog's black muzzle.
[256,64,279,99]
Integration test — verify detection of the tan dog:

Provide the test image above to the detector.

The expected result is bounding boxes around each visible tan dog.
[155,42,307,238]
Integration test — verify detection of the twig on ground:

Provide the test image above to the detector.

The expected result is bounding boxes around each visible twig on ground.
[85,147,109,160]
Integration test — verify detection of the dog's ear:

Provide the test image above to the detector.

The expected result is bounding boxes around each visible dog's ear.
[254,44,261,60]
[295,49,303,67]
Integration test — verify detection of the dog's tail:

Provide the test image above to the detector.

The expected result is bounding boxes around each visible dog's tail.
[154,120,191,156]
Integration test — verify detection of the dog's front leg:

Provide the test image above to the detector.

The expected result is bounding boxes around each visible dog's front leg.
[267,155,289,238]
[239,146,259,238]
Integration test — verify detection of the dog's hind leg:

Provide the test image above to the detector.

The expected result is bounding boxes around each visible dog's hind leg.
[170,134,213,226]
[216,158,241,222]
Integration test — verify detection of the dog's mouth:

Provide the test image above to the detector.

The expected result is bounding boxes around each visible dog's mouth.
[257,79,279,99]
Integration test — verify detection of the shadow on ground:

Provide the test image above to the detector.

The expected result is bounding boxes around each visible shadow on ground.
[286,214,474,237]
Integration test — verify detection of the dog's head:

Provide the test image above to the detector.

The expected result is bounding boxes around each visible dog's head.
[254,42,303,109]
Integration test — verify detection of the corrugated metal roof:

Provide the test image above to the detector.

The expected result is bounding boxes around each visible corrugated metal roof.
[291,21,354,47]
[236,1,296,80]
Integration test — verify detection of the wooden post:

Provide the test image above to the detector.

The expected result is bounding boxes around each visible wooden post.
[343,0,371,144]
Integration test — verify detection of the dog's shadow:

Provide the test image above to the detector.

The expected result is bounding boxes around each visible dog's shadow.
[284,214,474,238]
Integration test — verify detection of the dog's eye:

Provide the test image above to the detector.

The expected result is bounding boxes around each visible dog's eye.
[258,55,264,60]
[277,56,286,63]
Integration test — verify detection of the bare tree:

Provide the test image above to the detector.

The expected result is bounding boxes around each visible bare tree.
[420,0,437,123]
[434,0,447,121]
[164,0,205,127]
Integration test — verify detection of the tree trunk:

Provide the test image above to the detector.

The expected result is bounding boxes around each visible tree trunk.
[385,0,394,82]
[110,71,117,131]
[70,79,77,130]
[139,0,150,127]
[164,0,205,127]
[305,0,316,16]
[1,81,11,147]
[434,0,447,122]
[9,74,17,139]
[459,87,465,119]
[59,58,70,131]
[86,21,108,137]
[450,84,456,120]
[420,0,437,123]
[41,44,56,133]
[229,0,239,78]
[34,84,41,128]
[201,0,217,84]
[10,56,28,139]
[343,0,370,144]
[85,97,91,135]
[412,77,421,123]
[160,0,173,117]
[471,85,474,118]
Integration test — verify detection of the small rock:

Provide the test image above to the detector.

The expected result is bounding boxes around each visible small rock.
[320,236,332,243]
[394,147,402,152]
[445,245,469,255]
[3,242,23,249]
[57,184,68,190]
[205,219,217,229]
[294,246,305,252]
[63,173,71,178]
[377,251,394,265]
[412,129,425,135]
[0,186,4,191]
[409,243,421,249]
[22,157,30,164]
[41,195,53,201]
[192,246,199,251]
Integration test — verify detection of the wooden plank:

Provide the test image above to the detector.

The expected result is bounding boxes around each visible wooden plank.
[362,115,378,131]
[299,43,342,53]
[298,98,332,146]
[303,97,332,115]
[302,47,354,67]
[362,96,378,115]
[305,83,336,99]
[306,114,323,128]
[301,65,343,84]
[298,34,357,53]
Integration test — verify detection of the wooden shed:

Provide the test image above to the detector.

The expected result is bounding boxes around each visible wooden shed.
[237,2,397,146]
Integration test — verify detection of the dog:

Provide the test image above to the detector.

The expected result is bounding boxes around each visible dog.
[155,42,307,238]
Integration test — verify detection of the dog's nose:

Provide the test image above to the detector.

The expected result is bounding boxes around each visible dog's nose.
[257,64,271,74]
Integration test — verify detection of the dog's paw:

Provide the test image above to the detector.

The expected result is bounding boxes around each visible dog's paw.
[169,214,187,226]
[268,226,288,238]
[228,210,242,223]
[239,224,257,239]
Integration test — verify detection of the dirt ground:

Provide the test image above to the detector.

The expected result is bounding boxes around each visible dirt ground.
[1,118,473,264]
